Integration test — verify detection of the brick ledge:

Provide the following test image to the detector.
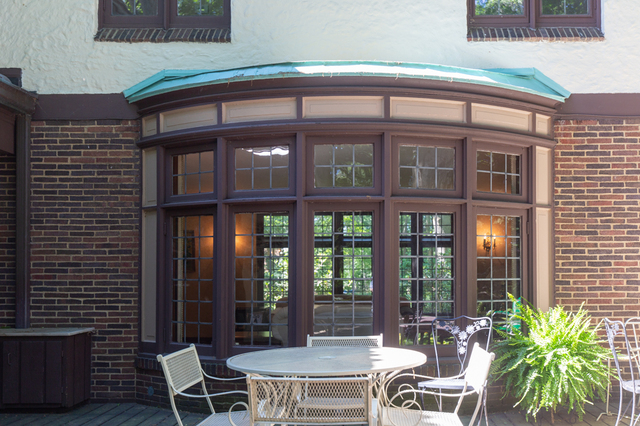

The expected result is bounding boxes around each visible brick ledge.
[468,27,603,42]
[95,27,230,43]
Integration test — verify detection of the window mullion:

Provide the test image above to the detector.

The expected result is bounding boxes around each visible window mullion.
[530,0,537,28]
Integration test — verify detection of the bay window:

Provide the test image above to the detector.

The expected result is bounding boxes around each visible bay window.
[139,88,554,359]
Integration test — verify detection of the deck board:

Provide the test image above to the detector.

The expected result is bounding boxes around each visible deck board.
[0,400,621,425]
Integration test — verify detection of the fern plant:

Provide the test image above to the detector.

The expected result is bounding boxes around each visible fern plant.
[492,295,611,422]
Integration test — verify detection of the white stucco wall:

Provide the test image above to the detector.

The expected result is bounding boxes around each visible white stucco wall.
[0,0,635,95]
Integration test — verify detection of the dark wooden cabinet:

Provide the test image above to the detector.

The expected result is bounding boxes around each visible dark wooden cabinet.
[0,328,93,408]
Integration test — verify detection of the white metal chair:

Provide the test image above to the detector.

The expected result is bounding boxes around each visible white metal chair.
[245,375,374,426]
[379,342,495,426]
[306,334,383,423]
[307,334,384,348]
[417,316,492,425]
[157,344,250,426]
[604,318,640,426]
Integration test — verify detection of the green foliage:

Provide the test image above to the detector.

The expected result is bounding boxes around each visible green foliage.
[475,0,524,16]
[542,0,588,15]
[177,0,224,16]
[492,295,611,421]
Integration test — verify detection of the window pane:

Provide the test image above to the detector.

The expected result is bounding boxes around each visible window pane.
[172,150,215,195]
[542,0,588,15]
[399,145,455,191]
[477,150,521,195]
[313,212,373,337]
[314,144,374,188]
[234,146,289,191]
[476,214,522,329]
[112,0,158,15]
[177,0,224,16]
[235,212,289,347]
[399,212,455,346]
[172,215,214,345]
[475,0,525,15]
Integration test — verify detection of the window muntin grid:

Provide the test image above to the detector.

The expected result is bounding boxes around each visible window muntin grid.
[172,150,214,195]
[177,0,224,16]
[234,212,289,346]
[235,146,289,191]
[399,213,454,346]
[475,0,525,15]
[171,214,214,344]
[314,144,374,188]
[476,214,521,320]
[477,151,520,195]
[542,0,589,15]
[113,0,159,15]
[399,145,455,190]
[313,212,373,336]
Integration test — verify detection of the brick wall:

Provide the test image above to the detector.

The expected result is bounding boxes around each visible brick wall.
[29,119,140,401]
[555,118,640,320]
[0,153,16,327]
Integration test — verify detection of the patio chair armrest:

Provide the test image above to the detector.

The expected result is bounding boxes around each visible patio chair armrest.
[229,401,250,426]
[172,387,249,399]
[387,386,477,407]
[202,370,247,382]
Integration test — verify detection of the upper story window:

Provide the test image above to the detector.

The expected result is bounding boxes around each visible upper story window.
[469,0,600,29]
[97,0,231,42]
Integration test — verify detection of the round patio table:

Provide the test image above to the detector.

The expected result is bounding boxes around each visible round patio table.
[226,346,426,377]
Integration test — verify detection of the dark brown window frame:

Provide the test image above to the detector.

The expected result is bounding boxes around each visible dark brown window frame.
[164,143,217,205]
[163,205,218,357]
[392,135,464,199]
[98,0,230,30]
[468,0,601,28]
[392,202,464,358]
[472,205,530,320]
[228,203,295,355]
[305,134,383,197]
[472,141,529,203]
[227,136,297,199]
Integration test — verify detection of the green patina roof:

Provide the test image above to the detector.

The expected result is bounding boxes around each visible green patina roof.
[123,61,570,103]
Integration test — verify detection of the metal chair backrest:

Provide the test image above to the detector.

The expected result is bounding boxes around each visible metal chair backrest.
[432,315,492,376]
[625,317,640,372]
[157,345,216,422]
[246,375,373,426]
[463,342,495,393]
[306,334,383,348]
[606,318,637,384]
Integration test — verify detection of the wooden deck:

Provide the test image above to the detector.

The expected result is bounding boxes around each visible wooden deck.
[0,400,623,426]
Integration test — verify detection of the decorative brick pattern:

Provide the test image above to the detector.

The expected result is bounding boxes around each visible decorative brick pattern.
[94,27,231,43]
[555,119,640,321]
[0,154,16,327]
[29,119,141,401]
[468,27,604,42]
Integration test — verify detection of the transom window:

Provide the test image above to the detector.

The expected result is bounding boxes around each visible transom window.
[399,146,455,190]
[469,0,600,28]
[172,150,214,195]
[314,144,374,188]
[235,146,289,191]
[477,151,520,195]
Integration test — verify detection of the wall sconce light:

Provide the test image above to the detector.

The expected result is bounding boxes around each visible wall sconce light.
[483,236,495,253]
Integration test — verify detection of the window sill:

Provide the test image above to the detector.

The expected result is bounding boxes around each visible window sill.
[467,27,603,42]
[95,27,230,43]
